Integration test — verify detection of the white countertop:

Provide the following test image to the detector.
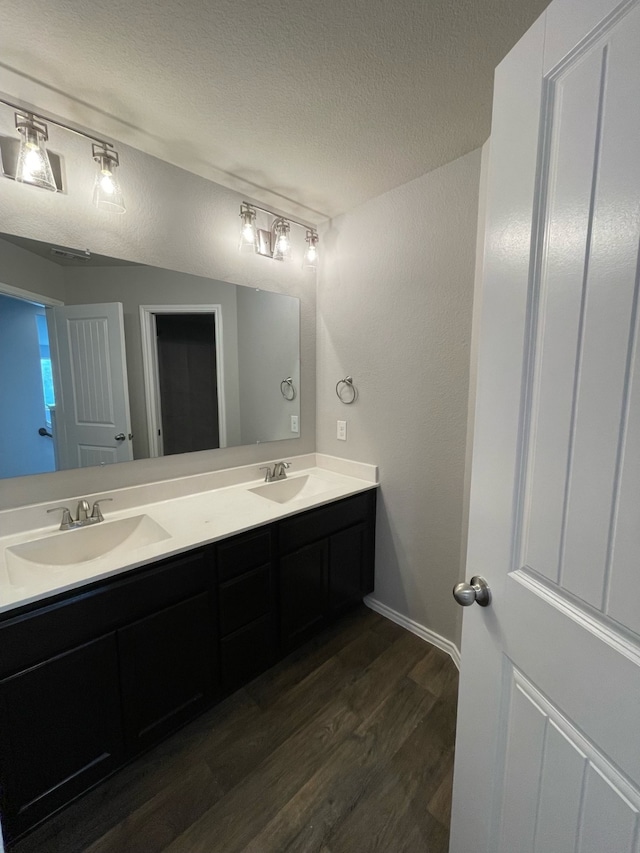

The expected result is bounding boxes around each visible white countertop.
[0,455,378,615]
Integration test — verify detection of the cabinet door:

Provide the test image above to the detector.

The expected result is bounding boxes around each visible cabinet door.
[118,592,216,754]
[0,634,123,842]
[220,614,275,692]
[279,539,328,650]
[329,523,366,615]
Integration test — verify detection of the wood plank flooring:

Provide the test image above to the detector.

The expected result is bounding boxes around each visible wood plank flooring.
[12,606,458,853]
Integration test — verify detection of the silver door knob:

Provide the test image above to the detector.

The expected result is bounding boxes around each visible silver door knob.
[114,433,125,441]
[453,576,491,607]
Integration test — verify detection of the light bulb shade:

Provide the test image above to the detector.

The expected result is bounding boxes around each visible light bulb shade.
[239,203,258,253]
[92,145,125,213]
[15,113,57,192]
[272,218,292,261]
[303,229,319,270]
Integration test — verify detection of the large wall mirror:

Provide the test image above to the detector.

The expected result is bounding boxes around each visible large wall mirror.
[0,232,300,481]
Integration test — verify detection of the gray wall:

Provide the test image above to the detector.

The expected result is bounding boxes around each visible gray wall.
[317,149,482,647]
[0,112,316,509]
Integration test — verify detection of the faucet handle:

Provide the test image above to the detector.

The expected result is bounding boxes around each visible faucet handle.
[271,461,291,479]
[91,498,112,522]
[47,506,73,529]
[259,465,274,482]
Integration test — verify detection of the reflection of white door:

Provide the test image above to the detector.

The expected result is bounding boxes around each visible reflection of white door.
[450,1,640,851]
[47,302,133,469]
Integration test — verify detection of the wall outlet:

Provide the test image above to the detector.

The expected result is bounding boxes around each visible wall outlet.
[337,419,347,441]
[290,415,299,433]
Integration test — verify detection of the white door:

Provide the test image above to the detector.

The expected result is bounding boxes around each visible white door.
[450,0,640,851]
[47,302,133,469]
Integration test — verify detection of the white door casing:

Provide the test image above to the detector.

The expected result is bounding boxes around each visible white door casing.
[47,302,133,469]
[450,1,640,851]
[139,304,227,457]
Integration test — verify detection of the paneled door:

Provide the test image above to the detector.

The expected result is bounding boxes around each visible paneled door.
[450,1,640,851]
[47,302,133,469]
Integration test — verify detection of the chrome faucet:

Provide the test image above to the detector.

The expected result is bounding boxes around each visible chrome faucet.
[47,498,113,531]
[259,461,291,483]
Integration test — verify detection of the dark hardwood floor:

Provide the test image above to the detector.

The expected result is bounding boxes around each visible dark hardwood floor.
[11,606,458,853]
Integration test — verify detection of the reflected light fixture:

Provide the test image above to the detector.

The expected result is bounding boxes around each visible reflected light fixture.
[92,144,125,213]
[238,202,258,252]
[303,229,319,270]
[0,96,126,213]
[238,201,319,268]
[15,113,56,192]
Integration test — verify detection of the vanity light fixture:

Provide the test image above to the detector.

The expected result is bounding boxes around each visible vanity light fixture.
[238,202,258,252]
[92,144,125,213]
[272,218,292,261]
[0,96,126,213]
[303,229,319,270]
[14,112,57,191]
[239,201,319,267]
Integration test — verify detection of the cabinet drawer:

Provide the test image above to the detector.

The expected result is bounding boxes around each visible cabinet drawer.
[219,564,271,636]
[0,550,212,679]
[278,491,374,554]
[217,529,272,582]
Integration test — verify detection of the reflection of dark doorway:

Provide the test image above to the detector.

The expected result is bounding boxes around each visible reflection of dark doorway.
[155,313,219,455]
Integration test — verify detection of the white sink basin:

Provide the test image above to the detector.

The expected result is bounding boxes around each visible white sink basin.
[249,474,334,504]
[5,515,171,586]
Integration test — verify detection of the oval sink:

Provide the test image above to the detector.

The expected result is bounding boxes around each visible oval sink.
[5,515,171,586]
[249,474,334,504]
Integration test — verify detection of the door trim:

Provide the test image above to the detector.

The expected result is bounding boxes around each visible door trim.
[0,281,63,308]
[140,304,227,456]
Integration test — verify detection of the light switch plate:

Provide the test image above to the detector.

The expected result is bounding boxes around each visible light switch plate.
[337,420,347,441]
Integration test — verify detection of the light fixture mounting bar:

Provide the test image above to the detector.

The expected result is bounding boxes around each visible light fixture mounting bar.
[0,96,115,150]
[242,200,315,233]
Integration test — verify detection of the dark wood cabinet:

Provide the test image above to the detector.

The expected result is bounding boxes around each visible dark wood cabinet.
[119,591,216,753]
[216,529,276,693]
[280,539,328,648]
[277,490,377,651]
[0,487,376,844]
[0,633,123,839]
[329,522,368,614]
[0,548,217,843]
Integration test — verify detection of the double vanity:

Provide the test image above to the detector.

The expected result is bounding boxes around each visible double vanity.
[0,454,378,843]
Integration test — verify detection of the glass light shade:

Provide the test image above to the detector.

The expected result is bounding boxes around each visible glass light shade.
[303,230,319,270]
[272,218,292,261]
[239,203,257,253]
[93,150,125,213]
[15,115,57,192]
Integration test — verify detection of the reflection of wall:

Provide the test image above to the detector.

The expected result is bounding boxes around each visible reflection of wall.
[0,113,316,510]
[237,288,300,445]
[0,237,66,301]
[0,294,55,477]
[62,266,243,457]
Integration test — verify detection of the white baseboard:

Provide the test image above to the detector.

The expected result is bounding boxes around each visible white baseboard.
[364,596,461,670]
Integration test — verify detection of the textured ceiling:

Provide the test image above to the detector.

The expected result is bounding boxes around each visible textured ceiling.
[0,0,551,222]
